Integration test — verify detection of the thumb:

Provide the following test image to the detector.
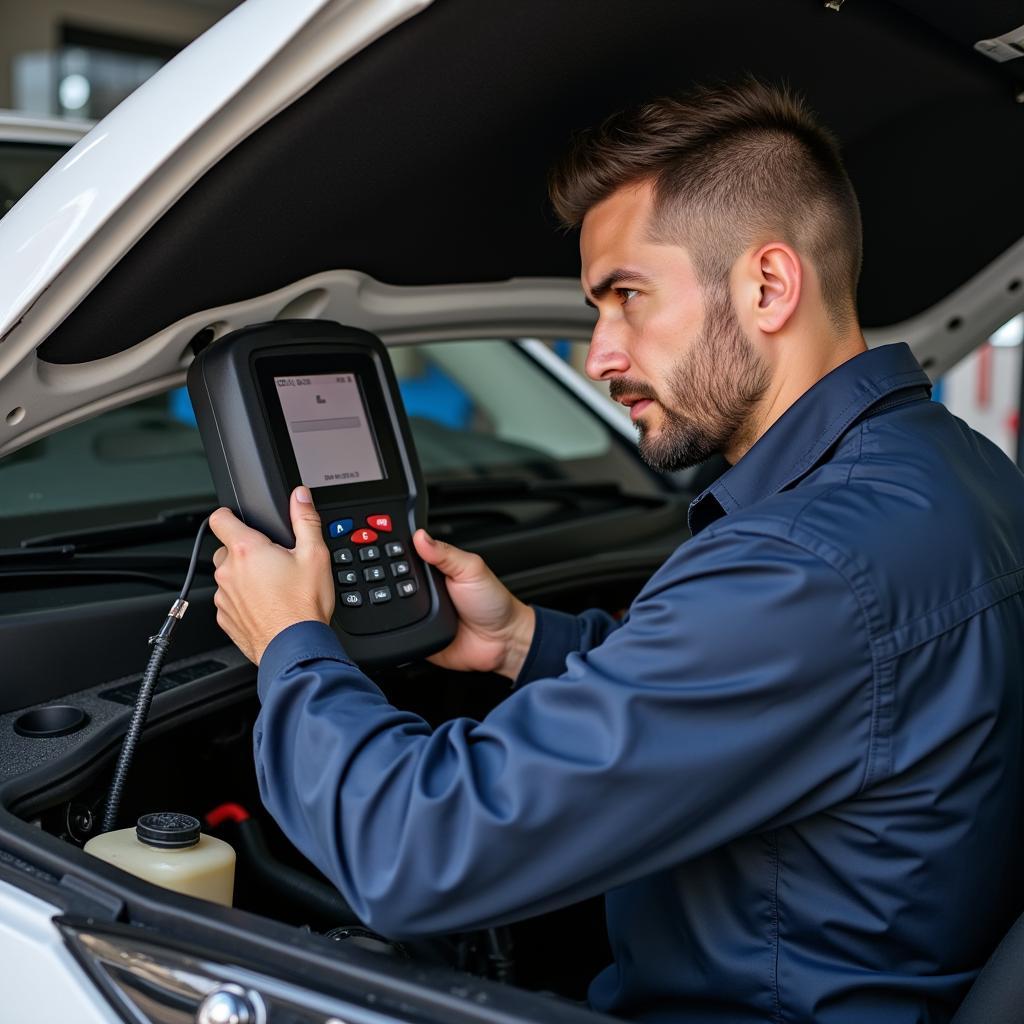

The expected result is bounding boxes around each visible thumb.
[413,528,484,582]
[290,486,324,550]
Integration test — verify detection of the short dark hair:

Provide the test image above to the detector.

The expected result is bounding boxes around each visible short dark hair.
[549,79,862,327]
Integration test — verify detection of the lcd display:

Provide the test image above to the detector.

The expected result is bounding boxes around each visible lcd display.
[274,373,385,487]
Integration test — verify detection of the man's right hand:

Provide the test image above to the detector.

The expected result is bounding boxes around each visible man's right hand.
[413,529,536,680]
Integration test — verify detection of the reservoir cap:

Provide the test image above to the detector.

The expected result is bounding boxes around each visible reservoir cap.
[137,812,201,849]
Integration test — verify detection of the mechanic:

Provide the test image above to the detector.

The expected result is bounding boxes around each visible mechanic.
[208,80,1024,1023]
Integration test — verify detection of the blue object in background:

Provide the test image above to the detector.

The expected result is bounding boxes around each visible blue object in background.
[552,338,572,362]
[169,387,198,427]
[398,364,473,429]
[931,378,944,403]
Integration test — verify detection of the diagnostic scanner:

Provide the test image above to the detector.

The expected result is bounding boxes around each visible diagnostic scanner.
[187,320,456,666]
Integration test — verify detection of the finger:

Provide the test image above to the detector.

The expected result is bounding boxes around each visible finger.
[413,529,487,582]
[290,486,325,552]
[212,546,228,568]
[209,506,264,550]
[212,587,236,618]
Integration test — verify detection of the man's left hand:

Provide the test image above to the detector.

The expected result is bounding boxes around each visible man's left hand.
[209,486,335,664]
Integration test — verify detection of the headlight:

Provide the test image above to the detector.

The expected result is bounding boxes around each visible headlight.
[57,918,412,1024]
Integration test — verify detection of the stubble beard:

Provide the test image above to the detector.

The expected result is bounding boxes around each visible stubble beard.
[617,289,771,473]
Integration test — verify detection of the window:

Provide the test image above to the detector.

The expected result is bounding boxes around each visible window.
[0,141,69,218]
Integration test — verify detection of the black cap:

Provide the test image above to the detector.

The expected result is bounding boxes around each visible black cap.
[136,812,201,849]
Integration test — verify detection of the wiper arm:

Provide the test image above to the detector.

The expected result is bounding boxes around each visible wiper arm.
[0,546,213,574]
[18,505,212,553]
[4,506,216,580]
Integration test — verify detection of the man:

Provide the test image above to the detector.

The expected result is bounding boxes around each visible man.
[209,80,1024,1022]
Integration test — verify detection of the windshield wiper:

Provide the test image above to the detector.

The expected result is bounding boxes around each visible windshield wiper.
[2,506,216,582]
[17,506,212,553]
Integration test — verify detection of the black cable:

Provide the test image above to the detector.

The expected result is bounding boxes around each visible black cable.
[101,516,211,833]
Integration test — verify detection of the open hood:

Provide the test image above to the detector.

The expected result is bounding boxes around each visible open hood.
[1,0,1024,456]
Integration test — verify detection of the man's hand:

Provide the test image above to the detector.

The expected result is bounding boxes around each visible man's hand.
[209,487,335,664]
[413,529,535,680]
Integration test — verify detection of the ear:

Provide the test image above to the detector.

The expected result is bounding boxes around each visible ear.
[742,242,802,335]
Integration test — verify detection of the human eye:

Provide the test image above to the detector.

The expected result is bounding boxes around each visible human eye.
[616,287,640,305]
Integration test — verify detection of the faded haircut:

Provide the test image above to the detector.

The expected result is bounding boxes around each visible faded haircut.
[549,79,863,329]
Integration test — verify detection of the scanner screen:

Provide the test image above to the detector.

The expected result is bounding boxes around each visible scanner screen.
[274,373,385,487]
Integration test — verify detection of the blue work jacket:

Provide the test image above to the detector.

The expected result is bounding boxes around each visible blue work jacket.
[255,342,1024,1023]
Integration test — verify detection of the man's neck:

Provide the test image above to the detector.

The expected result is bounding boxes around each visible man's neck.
[725,331,868,464]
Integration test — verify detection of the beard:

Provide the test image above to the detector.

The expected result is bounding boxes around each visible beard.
[610,288,771,472]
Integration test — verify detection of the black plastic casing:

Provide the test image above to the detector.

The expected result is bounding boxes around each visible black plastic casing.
[187,320,456,667]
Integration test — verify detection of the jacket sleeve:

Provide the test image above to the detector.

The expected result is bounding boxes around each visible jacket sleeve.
[253,527,875,939]
[513,605,623,687]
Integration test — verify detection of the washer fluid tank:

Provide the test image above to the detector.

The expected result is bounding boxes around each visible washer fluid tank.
[84,812,235,906]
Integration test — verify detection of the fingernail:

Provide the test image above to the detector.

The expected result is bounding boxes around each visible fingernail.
[296,487,313,504]
[422,530,436,546]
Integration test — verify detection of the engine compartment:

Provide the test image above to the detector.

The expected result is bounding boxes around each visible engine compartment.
[1,562,657,1002]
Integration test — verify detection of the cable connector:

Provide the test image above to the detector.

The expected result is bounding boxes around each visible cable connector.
[149,599,191,645]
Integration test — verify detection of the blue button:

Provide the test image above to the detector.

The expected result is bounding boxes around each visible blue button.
[328,518,353,538]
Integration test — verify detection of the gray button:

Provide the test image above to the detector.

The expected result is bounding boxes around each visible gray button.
[337,569,358,586]
[363,565,386,582]
[370,586,392,604]
[397,579,418,598]
[341,591,363,607]
[332,548,353,565]
[358,545,381,562]
[385,541,405,557]
[390,560,410,578]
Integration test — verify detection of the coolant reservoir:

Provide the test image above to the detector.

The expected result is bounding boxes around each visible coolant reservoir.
[85,812,235,906]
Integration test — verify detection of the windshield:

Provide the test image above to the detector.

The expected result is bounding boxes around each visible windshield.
[0,338,662,546]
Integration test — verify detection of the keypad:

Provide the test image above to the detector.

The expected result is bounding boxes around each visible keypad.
[327,511,423,623]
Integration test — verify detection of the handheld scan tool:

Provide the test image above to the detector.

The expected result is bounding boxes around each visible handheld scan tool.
[187,320,457,666]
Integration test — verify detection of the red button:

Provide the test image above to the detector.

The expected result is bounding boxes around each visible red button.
[366,514,392,532]
[351,528,378,544]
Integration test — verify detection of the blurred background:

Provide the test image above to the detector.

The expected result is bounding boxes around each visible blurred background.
[0,0,238,120]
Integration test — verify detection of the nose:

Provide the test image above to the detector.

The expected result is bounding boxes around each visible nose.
[584,321,631,381]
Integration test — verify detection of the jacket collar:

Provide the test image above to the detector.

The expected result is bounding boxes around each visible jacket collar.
[688,342,932,535]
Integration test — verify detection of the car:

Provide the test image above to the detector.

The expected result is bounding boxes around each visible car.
[1,2,1023,1022]
[0,110,90,221]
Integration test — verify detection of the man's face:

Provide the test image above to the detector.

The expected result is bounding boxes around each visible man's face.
[580,182,770,469]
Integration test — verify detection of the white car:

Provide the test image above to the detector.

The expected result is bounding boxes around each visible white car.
[0,2,1022,1022]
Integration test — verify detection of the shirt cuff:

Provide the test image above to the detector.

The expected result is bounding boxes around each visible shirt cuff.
[512,606,582,689]
[256,620,353,701]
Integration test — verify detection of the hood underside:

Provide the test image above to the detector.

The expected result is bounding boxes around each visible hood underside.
[1,0,1024,451]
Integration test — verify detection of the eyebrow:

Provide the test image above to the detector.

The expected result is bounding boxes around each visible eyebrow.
[583,268,654,308]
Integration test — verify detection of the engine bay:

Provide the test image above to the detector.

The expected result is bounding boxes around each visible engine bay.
[0,539,668,1004]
